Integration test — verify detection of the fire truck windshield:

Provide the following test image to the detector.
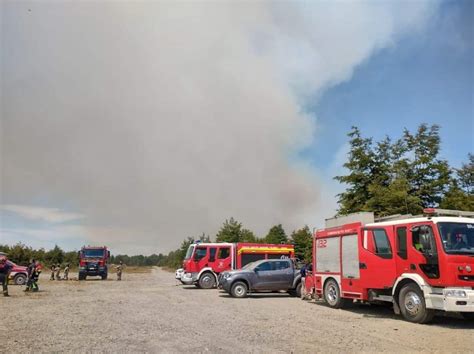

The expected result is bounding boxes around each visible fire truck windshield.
[437,222,474,255]
[184,245,194,260]
[82,249,105,258]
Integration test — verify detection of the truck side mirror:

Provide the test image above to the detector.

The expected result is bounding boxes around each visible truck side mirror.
[254,267,260,273]
[107,251,111,258]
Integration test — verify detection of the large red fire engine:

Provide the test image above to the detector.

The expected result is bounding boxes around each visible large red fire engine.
[311,208,474,323]
[180,242,295,288]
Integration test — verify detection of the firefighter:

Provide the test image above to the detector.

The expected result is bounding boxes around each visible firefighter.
[50,264,56,280]
[25,259,36,292]
[116,261,123,281]
[55,263,61,280]
[63,263,70,280]
[0,255,12,297]
[30,261,42,292]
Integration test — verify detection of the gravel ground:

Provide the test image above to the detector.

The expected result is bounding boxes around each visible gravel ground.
[1,267,473,353]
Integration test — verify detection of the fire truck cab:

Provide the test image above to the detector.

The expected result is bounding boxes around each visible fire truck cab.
[313,209,474,323]
[181,242,295,289]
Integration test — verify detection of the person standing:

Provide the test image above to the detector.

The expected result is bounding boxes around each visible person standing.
[50,264,56,280]
[116,261,123,281]
[30,261,42,292]
[300,261,307,300]
[0,255,12,297]
[63,263,70,280]
[55,264,61,280]
[25,259,36,292]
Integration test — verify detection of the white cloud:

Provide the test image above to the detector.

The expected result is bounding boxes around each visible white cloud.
[1,204,85,223]
[1,1,438,253]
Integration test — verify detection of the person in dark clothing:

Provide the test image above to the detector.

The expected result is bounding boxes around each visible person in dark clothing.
[25,259,37,292]
[0,255,13,297]
[300,262,307,299]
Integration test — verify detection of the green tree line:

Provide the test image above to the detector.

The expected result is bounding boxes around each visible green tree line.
[335,124,473,216]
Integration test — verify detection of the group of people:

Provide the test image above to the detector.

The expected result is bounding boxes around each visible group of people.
[0,256,43,297]
[49,263,70,281]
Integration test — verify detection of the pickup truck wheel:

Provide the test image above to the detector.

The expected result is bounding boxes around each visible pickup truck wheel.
[399,283,435,324]
[101,275,108,280]
[14,274,27,286]
[296,282,302,298]
[324,279,346,308]
[199,273,216,289]
[231,281,248,298]
[78,273,86,281]
[288,282,302,297]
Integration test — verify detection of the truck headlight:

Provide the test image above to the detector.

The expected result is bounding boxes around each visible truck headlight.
[223,273,232,279]
[444,289,467,298]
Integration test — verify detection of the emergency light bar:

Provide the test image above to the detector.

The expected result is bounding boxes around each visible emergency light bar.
[423,208,474,218]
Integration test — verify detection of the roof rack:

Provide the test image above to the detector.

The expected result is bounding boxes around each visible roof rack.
[374,214,415,222]
[423,208,474,218]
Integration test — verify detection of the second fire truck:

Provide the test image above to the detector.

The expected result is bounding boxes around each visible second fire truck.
[310,208,474,323]
[180,242,295,288]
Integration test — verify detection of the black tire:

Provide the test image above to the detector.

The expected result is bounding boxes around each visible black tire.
[78,273,86,281]
[14,274,27,286]
[198,272,216,289]
[461,312,474,320]
[101,275,108,280]
[288,282,302,298]
[399,283,435,324]
[231,281,248,298]
[324,279,347,309]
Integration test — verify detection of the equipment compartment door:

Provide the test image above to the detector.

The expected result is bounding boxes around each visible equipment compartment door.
[341,234,363,297]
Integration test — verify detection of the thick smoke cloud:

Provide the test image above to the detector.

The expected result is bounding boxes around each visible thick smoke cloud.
[1,1,436,254]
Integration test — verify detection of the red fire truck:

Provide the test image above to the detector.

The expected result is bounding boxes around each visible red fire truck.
[312,208,474,323]
[78,245,110,280]
[180,242,295,288]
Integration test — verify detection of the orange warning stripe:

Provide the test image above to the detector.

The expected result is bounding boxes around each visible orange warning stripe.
[237,247,294,255]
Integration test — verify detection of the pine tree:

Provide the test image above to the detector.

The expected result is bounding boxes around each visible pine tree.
[290,226,312,261]
[215,217,243,243]
[265,224,288,244]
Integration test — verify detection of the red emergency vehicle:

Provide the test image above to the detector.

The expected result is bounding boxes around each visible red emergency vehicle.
[180,242,295,288]
[311,208,474,323]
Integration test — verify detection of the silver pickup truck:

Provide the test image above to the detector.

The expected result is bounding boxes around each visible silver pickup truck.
[219,259,302,298]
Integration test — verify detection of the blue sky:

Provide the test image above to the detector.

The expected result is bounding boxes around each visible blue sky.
[304,0,473,170]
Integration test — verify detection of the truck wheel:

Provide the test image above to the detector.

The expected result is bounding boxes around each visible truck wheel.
[78,273,86,281]
[14,274,27,286]
[288,282,302,297]
[461,313,474,320]
[101,275,108,280]
[399,283,435,324]
[231,281,248,298]
[198,273,216,289]
[324,279,346,308]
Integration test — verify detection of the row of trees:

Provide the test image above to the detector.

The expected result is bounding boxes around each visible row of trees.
[335,124,473,216]
[0,243,167,268]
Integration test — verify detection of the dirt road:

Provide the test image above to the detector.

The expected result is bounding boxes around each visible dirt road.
[1,267,473,353]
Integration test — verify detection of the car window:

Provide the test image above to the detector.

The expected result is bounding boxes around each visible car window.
[256,262,272,271]
[275,261,290,270]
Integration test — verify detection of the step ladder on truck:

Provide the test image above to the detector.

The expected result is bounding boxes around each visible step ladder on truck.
[311,208,474,323]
